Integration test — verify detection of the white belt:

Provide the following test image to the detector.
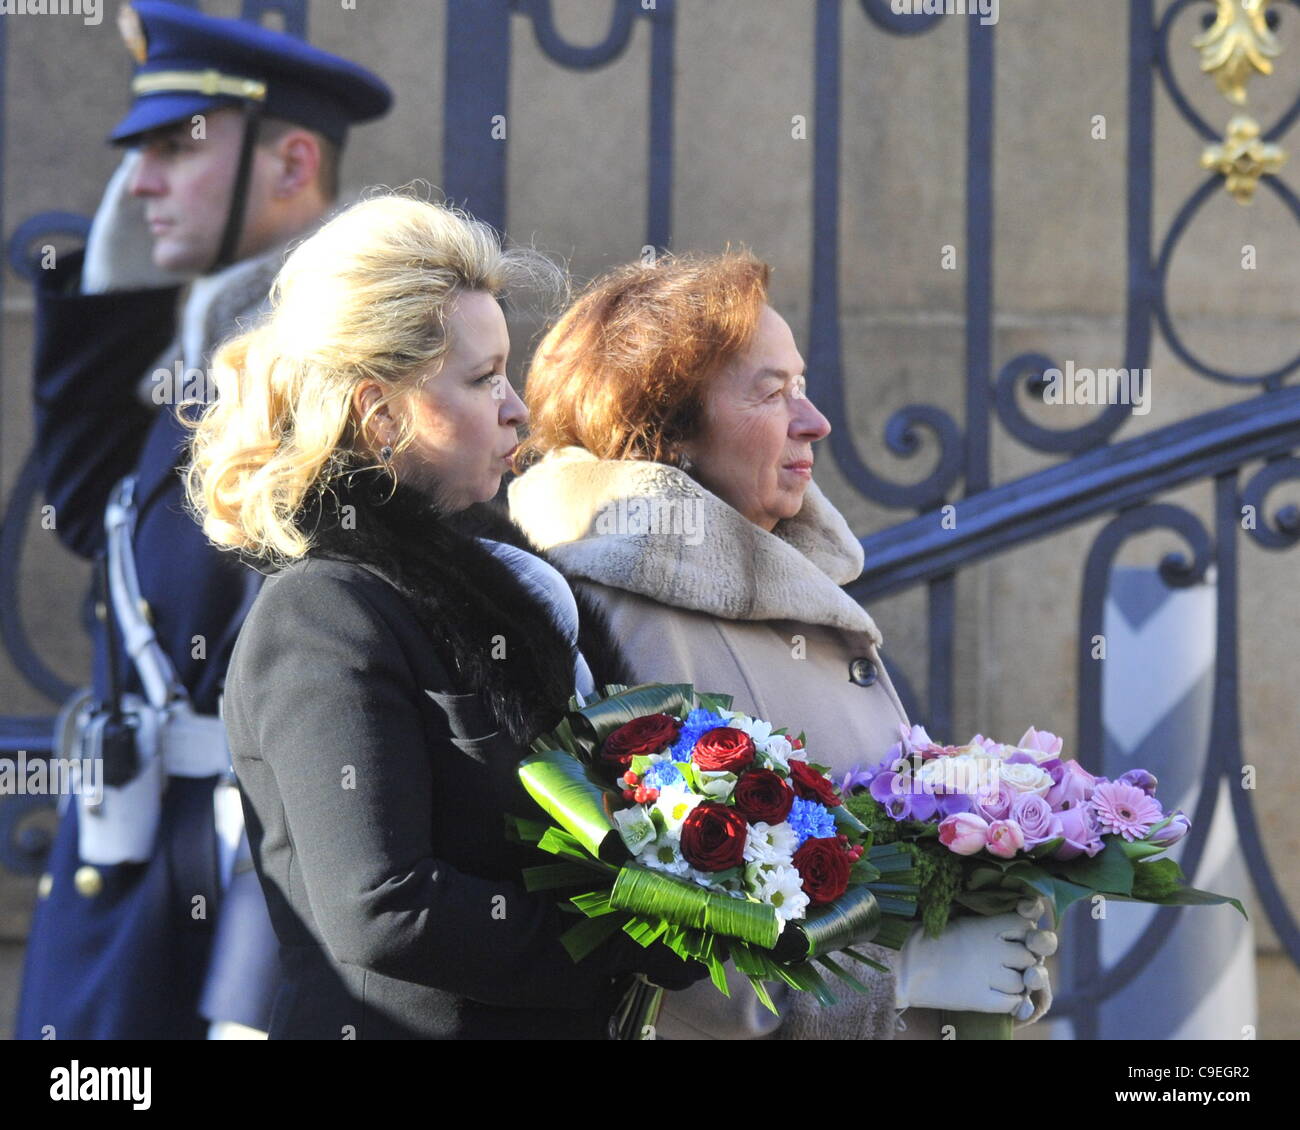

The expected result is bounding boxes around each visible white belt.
[158,706,233,778]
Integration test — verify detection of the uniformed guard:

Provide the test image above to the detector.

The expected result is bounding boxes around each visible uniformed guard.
[17,0,392,1040]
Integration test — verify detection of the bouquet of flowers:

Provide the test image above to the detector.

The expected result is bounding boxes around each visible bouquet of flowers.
[514,683,920,1038]
[841,723,1246,1037]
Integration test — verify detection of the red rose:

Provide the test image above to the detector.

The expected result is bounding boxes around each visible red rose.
[732,769,795,825]
[789,759,842,807]
[679,802,749,872]
[793,836,852,905]
[692,727,756,773]
[601,714,680,770]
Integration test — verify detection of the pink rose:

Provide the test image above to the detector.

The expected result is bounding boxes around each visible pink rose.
[1018,726,1064,757]
[986,819,1027,859]
[977,781,1016,821]
[1047,758,1098,812]
[938,812,990,856]
[1010,793,1061,847]
[1055,803,1104,860]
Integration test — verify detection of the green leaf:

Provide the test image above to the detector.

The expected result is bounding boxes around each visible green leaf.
[729,941,766,977]
[1107,886,1248,919]
[706,947,731,996]
[1129,857,1183,900]
[1028,836,1064,860]
[608,863,781,948]
[954,890,1023,916]
[510,814,549,844]
[535,825,584,857]
[783,962,839,1007]
[622,914,669,947]
[1119,838,1177,862]
[837,946,890,974]
[747,976,780,1015]
[831,803,868,837]
[559,912,628,963]
[1056,838,1135,895]
[521,861,611,892]
[569,889,616,917]
[814,953,872,995]
[966,865,1006,891]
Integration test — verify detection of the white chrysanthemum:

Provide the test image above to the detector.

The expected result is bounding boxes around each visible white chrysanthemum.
[760,734,795,772]
[722,712,774,746]
[744,821,798,866]
[756,864,810,922]
[634,827,696,879]
[652,785,703,833]
[637,835,692,877]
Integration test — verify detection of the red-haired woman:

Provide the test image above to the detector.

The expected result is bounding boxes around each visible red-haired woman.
[508,252,1057,1041]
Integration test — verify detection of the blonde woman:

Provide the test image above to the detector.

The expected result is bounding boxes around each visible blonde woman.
[184,194,707,1039]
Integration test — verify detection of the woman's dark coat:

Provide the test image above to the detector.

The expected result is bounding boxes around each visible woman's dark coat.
[221,464,639,1039]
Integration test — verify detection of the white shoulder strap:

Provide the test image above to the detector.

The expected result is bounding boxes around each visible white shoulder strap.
[104,474,187,711]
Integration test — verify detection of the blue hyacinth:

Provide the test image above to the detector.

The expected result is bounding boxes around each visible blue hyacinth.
[788,797,837,847]
[643,760,684,789]
[670,709,728,760]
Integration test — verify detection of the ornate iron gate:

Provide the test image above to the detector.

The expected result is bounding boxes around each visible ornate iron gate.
[2,0,1297,1038]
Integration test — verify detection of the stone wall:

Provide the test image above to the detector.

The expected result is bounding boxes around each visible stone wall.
[1,0,1296,1038]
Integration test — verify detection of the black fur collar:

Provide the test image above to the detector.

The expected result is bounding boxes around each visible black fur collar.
[292,458,628,747]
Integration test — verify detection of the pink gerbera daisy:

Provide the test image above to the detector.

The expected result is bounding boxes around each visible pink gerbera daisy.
[1090,780,1162,841]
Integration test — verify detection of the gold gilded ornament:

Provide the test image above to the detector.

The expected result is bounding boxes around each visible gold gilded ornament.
[1194,0,1280,105]
[1201,113,1287,203]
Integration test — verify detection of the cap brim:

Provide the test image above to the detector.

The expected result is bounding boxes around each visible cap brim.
[108,93,237,145]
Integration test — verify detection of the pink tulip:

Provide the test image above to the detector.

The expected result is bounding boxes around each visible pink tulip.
[938,812,990,856]
[986,819,1027,859]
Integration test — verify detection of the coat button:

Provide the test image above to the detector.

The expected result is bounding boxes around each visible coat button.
[849,657,878,687]
[37,873,53,899]
[74,865,103,898]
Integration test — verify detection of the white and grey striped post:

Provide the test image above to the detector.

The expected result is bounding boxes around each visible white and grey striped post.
[1048,565,1256,1040]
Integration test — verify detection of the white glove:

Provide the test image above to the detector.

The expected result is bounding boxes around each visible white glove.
[81,151,188,294]
[1014,896,1056,1027]
[894,896,1057,1025]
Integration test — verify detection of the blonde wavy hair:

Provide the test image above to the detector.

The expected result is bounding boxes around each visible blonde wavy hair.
[184,190,563,567]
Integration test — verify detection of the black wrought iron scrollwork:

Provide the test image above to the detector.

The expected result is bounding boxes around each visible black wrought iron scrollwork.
[858,0,946,36]
[1152,175,1300,389]
[1150,0,1300,389]
[514,0,640,68]
[1157,0,1300,145]
[446,0,674,248]
[1240,455,1300,548]
[0,791,56,878]
[994,352,1135,454]
[809,0,967,511]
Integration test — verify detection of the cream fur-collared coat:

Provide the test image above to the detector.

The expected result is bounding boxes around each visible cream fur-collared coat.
[508,446,943,1041]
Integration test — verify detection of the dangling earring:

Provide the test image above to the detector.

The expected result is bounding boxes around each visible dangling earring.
[376,439,399,498]
[677,452,695,476]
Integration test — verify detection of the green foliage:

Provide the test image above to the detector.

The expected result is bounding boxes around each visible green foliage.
[844,793,958,936]
[1130,857,1184,901]
[909,840,963,938]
